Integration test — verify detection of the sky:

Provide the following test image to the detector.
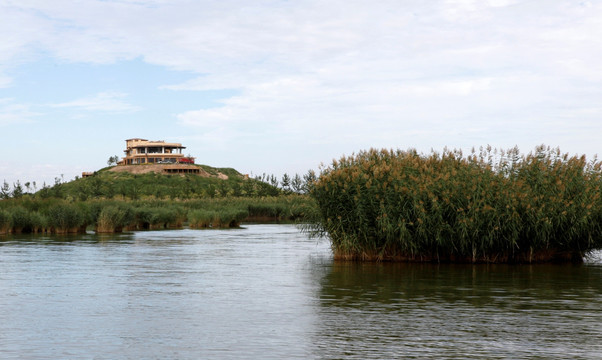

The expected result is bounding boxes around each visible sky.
[1,0,602,188]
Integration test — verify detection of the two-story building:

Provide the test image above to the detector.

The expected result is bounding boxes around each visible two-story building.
[120,138,195,165]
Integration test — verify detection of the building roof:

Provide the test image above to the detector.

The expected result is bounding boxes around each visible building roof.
[126,139,186,149]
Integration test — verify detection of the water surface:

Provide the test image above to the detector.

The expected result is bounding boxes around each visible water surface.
[1,225,601,359]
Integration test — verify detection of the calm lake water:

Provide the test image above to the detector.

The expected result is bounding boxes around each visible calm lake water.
[1,224,601,359]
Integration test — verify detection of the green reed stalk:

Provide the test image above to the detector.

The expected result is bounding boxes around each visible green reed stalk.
[0,209,11,234]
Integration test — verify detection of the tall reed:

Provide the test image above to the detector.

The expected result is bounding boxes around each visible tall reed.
[9,206,32,233]
[308,146,602,263]
[148,207,178,229]
[95,205,134,233]
[216,209,248,228]
[29,212,48,233]
[188,210,216,228]
[0,209,11,234]
[46,203,86,234]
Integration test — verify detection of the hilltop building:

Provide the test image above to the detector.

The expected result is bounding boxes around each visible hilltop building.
[120,138,195,165]
[82,138,205,177]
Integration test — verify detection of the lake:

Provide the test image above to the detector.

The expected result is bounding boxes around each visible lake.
[1,224,601,359]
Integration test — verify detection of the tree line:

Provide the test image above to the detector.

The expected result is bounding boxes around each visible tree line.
[253,170,317,194]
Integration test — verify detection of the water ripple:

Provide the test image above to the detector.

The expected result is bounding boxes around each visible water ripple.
[1,225,601,359]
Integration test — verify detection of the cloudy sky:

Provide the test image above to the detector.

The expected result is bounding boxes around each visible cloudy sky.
[1,0,601,187]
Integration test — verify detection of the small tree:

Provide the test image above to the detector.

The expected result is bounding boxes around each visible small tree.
[107,155,120,166]
[1,180,10,199]
[12,181,24,198]
[270,174,279,188]
[291,174,303,193]
[302,170,317,193]
[38,182,51,199]
[281,173,291,192]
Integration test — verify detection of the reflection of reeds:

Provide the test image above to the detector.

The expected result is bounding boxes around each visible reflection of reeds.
[308,146,602,263]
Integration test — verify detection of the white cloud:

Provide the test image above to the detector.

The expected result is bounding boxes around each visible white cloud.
[0,74,12,88]
[2,0,602,180]
[0,98,39,126]
[0,161,84,189]
[51,92,140,113]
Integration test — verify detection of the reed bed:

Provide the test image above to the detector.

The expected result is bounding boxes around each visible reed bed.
[0,195,316,234]
[180,195,313,222]
[307,146,602,263]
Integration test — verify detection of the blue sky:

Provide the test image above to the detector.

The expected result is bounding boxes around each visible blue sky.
[1,0,602,187]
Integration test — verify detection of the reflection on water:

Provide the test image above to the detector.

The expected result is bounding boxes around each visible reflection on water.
[1,226,601,359]
[314,261,602,359]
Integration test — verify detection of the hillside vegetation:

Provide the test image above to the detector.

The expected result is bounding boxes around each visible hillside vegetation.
[0,164,317,234]
[41,165,280,200]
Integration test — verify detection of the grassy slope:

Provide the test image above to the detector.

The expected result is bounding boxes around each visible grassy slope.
[41,164,280,200]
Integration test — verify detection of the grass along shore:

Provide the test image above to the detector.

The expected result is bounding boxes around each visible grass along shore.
[0,164,318,235]
[306,146,602,263]
[0,195,315,235]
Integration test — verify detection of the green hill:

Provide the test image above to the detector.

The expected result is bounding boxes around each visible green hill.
[39,164,281,200]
